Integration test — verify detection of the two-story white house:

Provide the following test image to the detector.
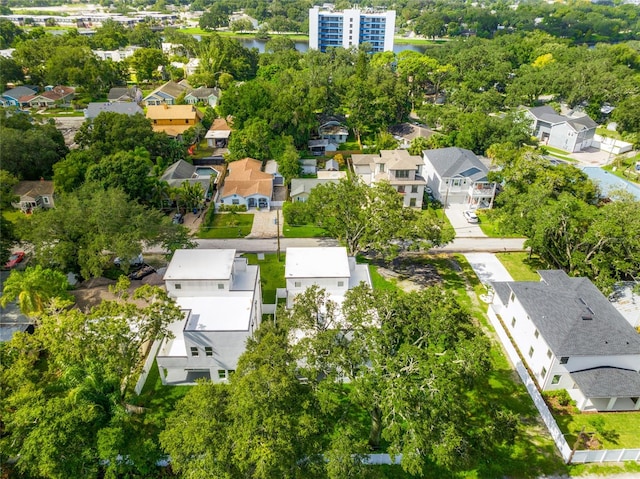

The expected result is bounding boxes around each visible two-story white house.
[524,106,597,153]
[489,270,640,411]
[285,247,371,310]
[422,147,496,209]
[352,149,426,208]
[156,249,262,385]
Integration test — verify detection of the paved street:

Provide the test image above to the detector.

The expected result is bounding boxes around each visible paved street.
[146,236,526,254]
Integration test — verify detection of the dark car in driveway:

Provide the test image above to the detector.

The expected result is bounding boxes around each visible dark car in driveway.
[128,264,156,280]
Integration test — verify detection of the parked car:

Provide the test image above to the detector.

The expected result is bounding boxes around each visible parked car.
[463,210,479,223]
[128,264,156,280]
[172,213,184,224]
[4,251,25,269]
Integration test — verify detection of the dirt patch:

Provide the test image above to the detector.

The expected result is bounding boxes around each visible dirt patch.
[71,276,166,312]
[370,254,444,291]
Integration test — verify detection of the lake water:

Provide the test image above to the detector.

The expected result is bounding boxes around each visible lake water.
[193,35,428,54]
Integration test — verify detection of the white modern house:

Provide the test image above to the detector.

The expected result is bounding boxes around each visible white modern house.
[489,270,640,411]
[422,147,496,208]
[524,106,597,153]
[352,149,426,208]
[156,249,262,385]
[285,247,371,310]
[309,7,395,52]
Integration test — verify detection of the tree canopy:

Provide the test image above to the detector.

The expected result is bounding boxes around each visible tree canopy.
[0,279,183,479]
[20,185,193,279]
[297,176,453,257]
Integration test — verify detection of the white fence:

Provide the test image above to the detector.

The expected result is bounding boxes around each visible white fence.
[572,448,640,463]
[487,307,573,462]
[134,339,162,395]
[593,134,633,155]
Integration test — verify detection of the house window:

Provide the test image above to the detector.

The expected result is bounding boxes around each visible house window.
[411,185,419,193]
[218,369,227,379]
[511,318,516,328]
[294,281,301,288]
[397,185,405,194]
[175,284,182,290]
[43,197,49,204]
[232,199,240,205]
[409,198,416,207]
[228,370,235,376]
[205,347,213,357]
[547,349,552,359]
[379,164,384,172]
[534,329,539,339]
[560,356,569,364]
[540,367,547,378]
[396,170,409,178]
[218,284,224,290]
[552,375,561,385]
[190,347,199,357]
[185,119,189,124]
[337,281,344,287]
[528,346,534,358]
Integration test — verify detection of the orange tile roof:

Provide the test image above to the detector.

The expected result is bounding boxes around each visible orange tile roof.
[221,158,273,199]
[146,104,203,121]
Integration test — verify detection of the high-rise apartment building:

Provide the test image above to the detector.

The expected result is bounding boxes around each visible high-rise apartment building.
[308,7,395,53]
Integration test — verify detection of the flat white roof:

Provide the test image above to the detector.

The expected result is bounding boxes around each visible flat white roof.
[285,247,350,278]
[180,294,253,331]
[158,313,188,357]
[164,249,236,280]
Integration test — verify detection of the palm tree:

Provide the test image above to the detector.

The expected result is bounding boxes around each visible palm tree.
[0,265,74,317]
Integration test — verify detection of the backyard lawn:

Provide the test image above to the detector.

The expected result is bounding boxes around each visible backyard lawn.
[495,252,546,281]
[555,411,640,450]
[198,212,254,239]
[244,253,286,304]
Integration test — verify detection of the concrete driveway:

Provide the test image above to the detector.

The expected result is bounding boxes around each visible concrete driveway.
[444,203,487,238]
[464,253,514,284]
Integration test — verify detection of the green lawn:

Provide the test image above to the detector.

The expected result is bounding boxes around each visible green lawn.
[555,411,640,449]
[245,253,286,304]
[495,252,546,281]
[603,153,640,184]
[368,265,399,292]
[198,212,254,239]
[475,210,523,238]
[130,359,191,438]
[338,141,361,150]
[282,220,328,238]
[541,146,575,163]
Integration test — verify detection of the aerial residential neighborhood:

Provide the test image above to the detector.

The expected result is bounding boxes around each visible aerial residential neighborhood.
[1,0,640,477]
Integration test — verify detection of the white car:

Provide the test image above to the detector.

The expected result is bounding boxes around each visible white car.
[463,210,479,223]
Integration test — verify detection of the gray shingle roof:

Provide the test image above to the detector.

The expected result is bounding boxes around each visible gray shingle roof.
[85,102,143,119]
[2,86,37,100]
[526,106,567,124]
[423,147,488,181]
[108,87,134,101]
[566,115,597,132]
[187,87,220,99]
[499,270,640,356]
[290,178,338,197]
[570,367,640,397]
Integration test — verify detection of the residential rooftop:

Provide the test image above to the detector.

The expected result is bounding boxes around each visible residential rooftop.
[285,247,351,278]
[164,249,236,281]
